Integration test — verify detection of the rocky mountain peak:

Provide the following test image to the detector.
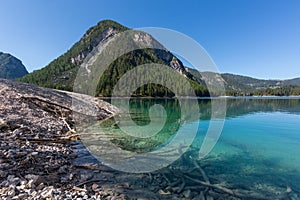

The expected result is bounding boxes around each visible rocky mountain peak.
[0,52,28,79]
[71,27,120,65]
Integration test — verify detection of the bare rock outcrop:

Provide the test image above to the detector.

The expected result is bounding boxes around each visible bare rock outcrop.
[0,78,118,199]
[0,78,117,137]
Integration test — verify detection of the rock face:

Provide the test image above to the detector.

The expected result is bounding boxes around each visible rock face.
[71,27,120,66]
[0,52,28,79]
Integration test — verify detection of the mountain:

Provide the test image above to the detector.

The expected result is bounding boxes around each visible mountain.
[0,52,28,79]
[186,68,300,91]
[19,20,207,97]
[19,20,128,90]
[221,73,281,90]
[283,78,300,86]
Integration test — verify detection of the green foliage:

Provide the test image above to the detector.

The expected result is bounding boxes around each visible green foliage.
[225,85,300,96]
[94,48,208,97]
[253,85,300,96]
[221,73,280,91]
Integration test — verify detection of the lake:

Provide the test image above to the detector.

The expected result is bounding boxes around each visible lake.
[79,98,300,198]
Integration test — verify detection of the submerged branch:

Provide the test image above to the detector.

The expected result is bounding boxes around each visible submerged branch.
[183,174,279,200]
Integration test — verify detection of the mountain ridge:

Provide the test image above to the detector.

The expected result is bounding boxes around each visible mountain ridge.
[186,68,300,91]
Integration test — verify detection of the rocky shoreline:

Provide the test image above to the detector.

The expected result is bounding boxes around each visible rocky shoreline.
[0,78,121,199]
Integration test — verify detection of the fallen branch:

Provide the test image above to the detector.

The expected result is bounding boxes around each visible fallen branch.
[183,175,275,200]
[176,178,186,193]
[192,160,210,184]
[161,171,181,187]
[162,173,172,186]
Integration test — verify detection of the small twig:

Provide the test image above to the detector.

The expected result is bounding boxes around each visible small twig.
[72,186,88,192]
[61,117,76,134]
[74,164,114,172]
[57,133,80,140]
[148,173,153,183]
[76,179,102,187]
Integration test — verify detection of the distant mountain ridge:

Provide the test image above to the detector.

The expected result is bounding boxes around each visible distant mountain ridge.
[186,68,300,91]
[221,73,300,90]
[0,52,28,79]
[283,77,300,86]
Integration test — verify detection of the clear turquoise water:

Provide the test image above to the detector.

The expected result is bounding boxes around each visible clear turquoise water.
[86,98,300,195]
[195,99,300,193]
[195,110,300,193]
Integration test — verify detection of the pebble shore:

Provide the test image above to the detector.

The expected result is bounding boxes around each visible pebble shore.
[0,78,124,199]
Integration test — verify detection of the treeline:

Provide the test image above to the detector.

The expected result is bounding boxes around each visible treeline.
[96,49,209,97]
[226,85,300,96]
[254,85,300,96]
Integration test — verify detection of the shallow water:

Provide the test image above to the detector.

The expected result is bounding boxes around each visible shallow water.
[80,98,300,196]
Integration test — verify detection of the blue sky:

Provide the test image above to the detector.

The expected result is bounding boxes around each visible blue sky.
[0,0,299,79]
